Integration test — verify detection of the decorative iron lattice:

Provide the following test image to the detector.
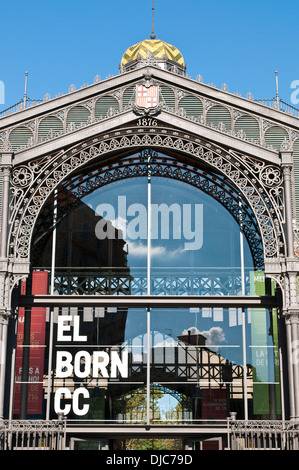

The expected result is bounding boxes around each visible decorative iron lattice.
[50,268,250,296]
[229,419,299,450]
[0,419,66,450]
[2,79,296,155]
[47,338,248,392]
[8,127,284,266]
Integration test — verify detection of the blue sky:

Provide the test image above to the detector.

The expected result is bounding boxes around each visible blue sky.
[0,0,298,110]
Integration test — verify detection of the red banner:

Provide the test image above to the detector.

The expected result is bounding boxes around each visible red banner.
[14,271,48,415]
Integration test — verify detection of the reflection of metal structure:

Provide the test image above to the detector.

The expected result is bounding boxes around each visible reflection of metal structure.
[97,331,252,422]
[29,185,132,295]
[52,269,132,296]
[31,186,129,272]
[7,140,284,265]
[45,268,250,296]
[57,149,265,268]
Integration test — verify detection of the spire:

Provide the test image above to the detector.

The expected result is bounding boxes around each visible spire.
[151,0,156,39]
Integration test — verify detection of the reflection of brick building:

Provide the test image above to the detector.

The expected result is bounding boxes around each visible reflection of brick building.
[31,189,128,270]
[113,329,252,424]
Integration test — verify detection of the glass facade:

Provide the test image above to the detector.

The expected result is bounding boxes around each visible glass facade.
[13,151,282,423]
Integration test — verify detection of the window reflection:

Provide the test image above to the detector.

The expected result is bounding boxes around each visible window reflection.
[149,308,243,422]
[31,164,259,296]
[18,151,281,423]
[13,303,281,421]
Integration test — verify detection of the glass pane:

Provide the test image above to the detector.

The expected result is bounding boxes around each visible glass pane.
[32,177,148,295]
[150,308,245,423]
[50,308,147,422]
[81,178,148,295]
[247,308,282,419]
[150,177,255,296]
[30,155,269,297]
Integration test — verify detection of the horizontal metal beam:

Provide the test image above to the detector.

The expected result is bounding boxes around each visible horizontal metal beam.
[64,423,229,437]
[13,110,138,165]
[13,108,279,167]
[161,111,280,165]
[0,68,143,129]
[18,295,278,309]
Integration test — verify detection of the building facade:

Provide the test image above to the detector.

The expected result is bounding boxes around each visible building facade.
[0,37,299,450]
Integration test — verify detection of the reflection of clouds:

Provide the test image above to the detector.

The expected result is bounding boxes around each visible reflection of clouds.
[132,353,143,362]
[182,326,226,348]
[127,241,166,257]
[153,337,177,349]
[126,241,186,258]
[111,216,127,236]
[128,327,226,352]
[126,326,227,364]
[106,215,197,258]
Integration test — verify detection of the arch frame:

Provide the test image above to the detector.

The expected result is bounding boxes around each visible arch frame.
[7,124,285,267]
[33,148,263,268]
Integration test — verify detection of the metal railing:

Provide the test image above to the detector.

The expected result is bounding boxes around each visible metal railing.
[46,266,252,296]
[1,417,299,450]
[0,98,43,118]
[255,98,299,118]
[228,418,299,450]
[0,419,66,450]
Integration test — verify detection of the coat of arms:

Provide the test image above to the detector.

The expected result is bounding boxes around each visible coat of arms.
[134,84,160,115]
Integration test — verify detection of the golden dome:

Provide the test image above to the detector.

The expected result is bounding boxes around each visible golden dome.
[121,38,185,68]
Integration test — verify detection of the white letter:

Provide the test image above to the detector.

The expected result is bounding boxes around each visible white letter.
[56,351,73,378]
[151,203,181,239]
[111,351,128,378]
[92,351,110,378]
[95,219,116,240]
[73,388,90,416]
[73,316,87,342]
[127,203,147,240]
[57,315,72,341]
[117,195,127,239]
[291,80,299,105]
[95,203,116,239]
[74,351,91,378]
[54,388,71,415]
[183,204,203,250]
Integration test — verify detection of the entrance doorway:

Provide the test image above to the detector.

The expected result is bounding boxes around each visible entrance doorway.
[69,436,225,450]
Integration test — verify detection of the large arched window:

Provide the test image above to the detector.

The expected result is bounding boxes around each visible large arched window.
[30,149,262,297]
[13,149,282,427]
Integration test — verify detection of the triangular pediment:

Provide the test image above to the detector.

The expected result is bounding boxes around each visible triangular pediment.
[1,65,298,167]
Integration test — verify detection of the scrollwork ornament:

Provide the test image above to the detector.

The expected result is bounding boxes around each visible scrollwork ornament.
[280,137,291,151]
[9,128,283,264]
[260,166,282,188]
[11,166,34,188]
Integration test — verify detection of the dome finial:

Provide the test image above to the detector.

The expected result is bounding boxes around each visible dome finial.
[151,0,156,39]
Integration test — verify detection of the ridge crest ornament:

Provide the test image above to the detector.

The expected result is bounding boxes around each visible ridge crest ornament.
[133,84,161,116]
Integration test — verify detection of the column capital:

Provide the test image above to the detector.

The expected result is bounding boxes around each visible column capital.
[285,258,299,273]
[264,257,284,274]
[281,149,293,167]
[0,310,10,325]
[264,257,299,273]
[0,152,13,167]
[284,309,299,323]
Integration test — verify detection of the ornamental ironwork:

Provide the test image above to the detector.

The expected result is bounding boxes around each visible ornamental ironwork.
[44,149,263,268]
[7,127,284,266]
